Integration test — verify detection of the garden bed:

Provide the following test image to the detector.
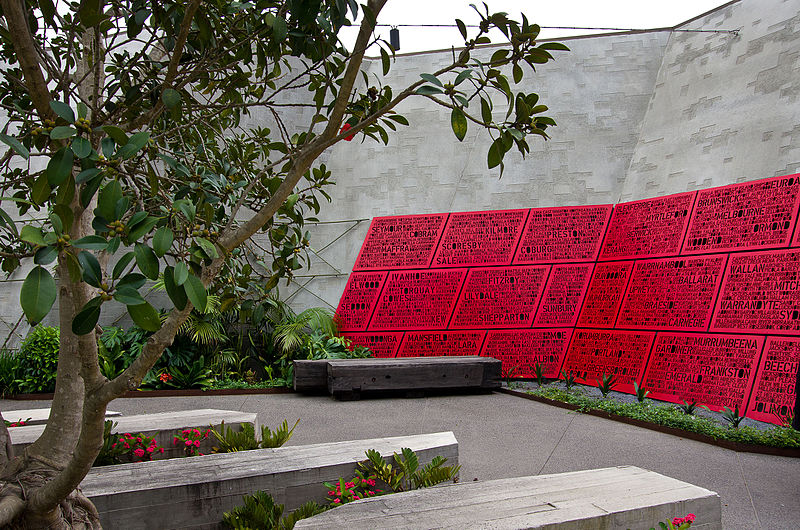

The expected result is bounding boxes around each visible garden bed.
[7,386,294,400]
[500,386,800,457]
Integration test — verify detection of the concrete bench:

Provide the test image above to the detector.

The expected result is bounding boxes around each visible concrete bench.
[2,408,121,426]
[81,431,458,530]
[326,356,502,400]
[9,409,256,459]
[295,465,721,530]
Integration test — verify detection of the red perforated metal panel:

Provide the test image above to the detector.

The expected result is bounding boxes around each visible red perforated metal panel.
[481,329,572,378]
[432,209,528,267]
[354,213,448,270]
[747,336,799,424]
[514,205,612,264]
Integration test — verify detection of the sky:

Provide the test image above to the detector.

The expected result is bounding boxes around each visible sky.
[339,0,733,53]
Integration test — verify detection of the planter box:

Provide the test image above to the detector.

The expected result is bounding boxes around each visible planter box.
[2,408,121,426]
[81,431,459,530]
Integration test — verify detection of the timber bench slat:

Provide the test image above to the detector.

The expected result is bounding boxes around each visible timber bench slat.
[81,431,458,530]
[1,408,121,426]
[295,465,722,530]
[295,356,502,400]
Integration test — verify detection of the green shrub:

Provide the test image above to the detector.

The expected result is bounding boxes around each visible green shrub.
[0,349,20,396]
[15,326,60,394]
[222,490,324,530]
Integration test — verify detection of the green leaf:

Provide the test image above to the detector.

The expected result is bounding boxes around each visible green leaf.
[0,133,29,159]
[97,180,123,221]
[451,108,468,142]
[183,274,207,311]
[163,267,187,310]
[112,251,135,279]
[76,168,101,183]
[21,266,57,323]
[71,137,92,158]
[456,19,468,40]
[454,69,472,86]
[419,73,443,87]
[50,126,77,140]
[117,272,146,290]
[152,226,174,257]
[113,286,145,306]
[195,237,218,258]
[388,115,409,125]
[126,215,158,242]
[39,0,56,24]
[20,225,46,246]
[53,204,74,232]
[380,47,391,75]
[49,101,75,123]
[117,131,150,159]
[480,97,492,123]
[415,85,444,96]
[272,16,287,41]
[128,301,160,331]
[72,300,102,335]
[162,88,181,108]
[34,246,58,265]
[46,147,74,186]
[513,63,523,84]
[134,243,159,280]
[102,126,128,145]
[78,251,103,287]
[77,102,88,119]
[77,0,102,27]
[488,139,502,169]
[73,235,108,250]
[174,262,188,285]
[539,42,570,51]
[32,174,51,205]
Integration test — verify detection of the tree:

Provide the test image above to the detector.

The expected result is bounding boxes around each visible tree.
[0,0,566,526]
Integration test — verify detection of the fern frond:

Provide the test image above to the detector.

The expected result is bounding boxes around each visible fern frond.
[261,419,299,448]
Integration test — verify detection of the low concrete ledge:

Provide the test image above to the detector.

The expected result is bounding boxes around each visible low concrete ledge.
[295,465,721,530]
[81,431,458,530]
[9,409,256,459]
[2,408,121,426]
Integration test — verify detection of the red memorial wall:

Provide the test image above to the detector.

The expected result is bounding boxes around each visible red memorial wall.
[336,173,800,425]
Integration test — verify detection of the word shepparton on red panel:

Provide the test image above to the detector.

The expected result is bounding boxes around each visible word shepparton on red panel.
[616,255,727,331]
[450,266,549,329]
[369,269,466,330]
[481,329,572,378]
[682,174,800,255]
[711,249,800,335]
[600,191,695,260]
[514,205,612,263]
[396,331,485,357]
[561,329,655,393]
[342,332,404,358]
[335,271,387,331]
[432,209,528,267]
[533,263,594,327]
[642,333,762,412]
[353,213,448,271]
[747,336,799,423]
[577,261,634,328]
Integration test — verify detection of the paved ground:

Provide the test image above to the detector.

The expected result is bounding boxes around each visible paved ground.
[3,391,798,529]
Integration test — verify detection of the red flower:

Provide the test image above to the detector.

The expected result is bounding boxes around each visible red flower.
[685,514,696,522]
[133,448,145,458]
[159,448,165,453]
[340,123,355,141]
[193,440,200,447]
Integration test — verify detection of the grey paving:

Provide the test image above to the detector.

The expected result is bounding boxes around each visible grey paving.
[2,391,798,528]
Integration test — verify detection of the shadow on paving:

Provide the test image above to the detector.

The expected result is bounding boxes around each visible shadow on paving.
[2,391,798,529]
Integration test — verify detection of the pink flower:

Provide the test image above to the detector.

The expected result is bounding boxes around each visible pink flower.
[685,514,696,523]
[133,448,145,458]
[328,491,335,496]
[193,440,200,447]
[185,440,193,446]
[333,498,340,504]
[147,446,154,453]
[353,496,360,500]
[673,518,685,526]
[159,448,165,453]
[340,123,355,141]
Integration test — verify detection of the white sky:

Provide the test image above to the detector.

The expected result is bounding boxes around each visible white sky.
[339,0,733,53]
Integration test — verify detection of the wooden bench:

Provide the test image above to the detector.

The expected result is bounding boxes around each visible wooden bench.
[9,409,256,459]
[296,465,722,530]
[2,408,121,426]
[81,431,458,530]
[295,356,501,400]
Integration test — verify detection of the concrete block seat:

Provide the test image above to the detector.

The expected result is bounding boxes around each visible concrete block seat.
[295,356,502,400]
[296,466,721,530]
[81,431,458,530]
[9,409,256,459]
[2,407,121,426]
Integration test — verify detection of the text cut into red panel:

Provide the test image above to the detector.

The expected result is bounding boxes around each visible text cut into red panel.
[514,205,612,264]
[396,331,485,357]
[577,261,634,328]
[432,209,528,267]
[711,249,800,335]
[449,265,549,329]
[682,173,800,255]
[600,191,695,260]
[369,269,467,330]
[533,263,594,327]
[481,329,572,378]
[335,271,388,331]
[642,333,762,412]
[561,329,655,393]
[747,336,799,424]
[616,255,727,331]
[342,332,404,358]
[353,213,448,271]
